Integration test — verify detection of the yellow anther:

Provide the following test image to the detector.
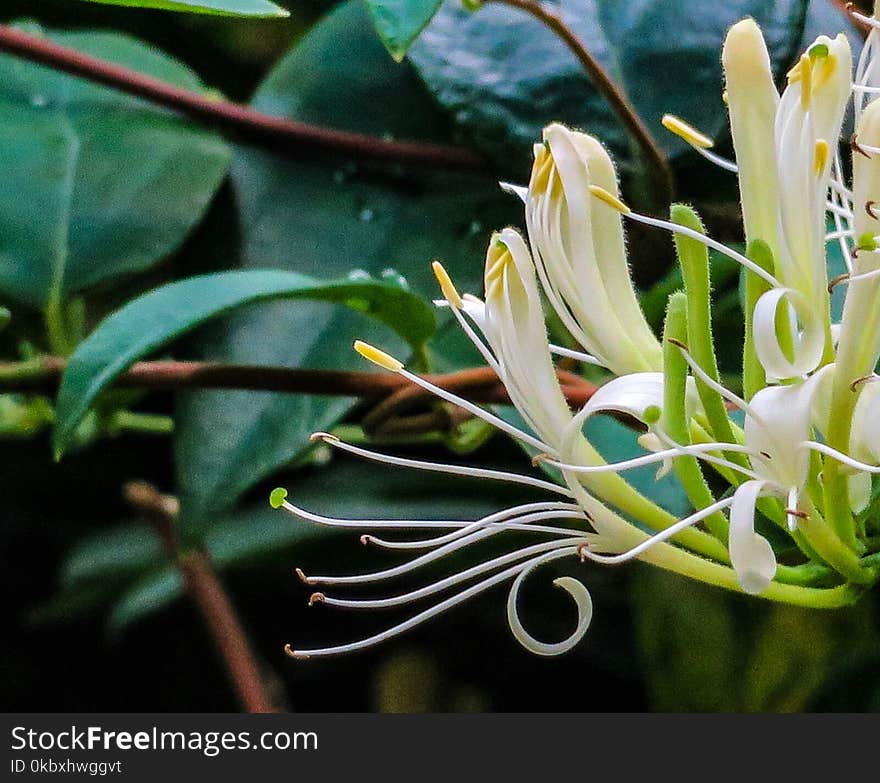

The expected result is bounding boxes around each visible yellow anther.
[485,235,512,291]
[787,53,813,108]
[431,260,463,309]
[353,340,403,372]
[588,185,630,214]
[812,52,837,91]
[529,144,555,195]
[814,139,829,175]
[661,114,714,149]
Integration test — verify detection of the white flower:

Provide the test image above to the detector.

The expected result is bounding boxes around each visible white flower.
[521,124,663,376]
[723,22,851,380]
[272,10,880,660]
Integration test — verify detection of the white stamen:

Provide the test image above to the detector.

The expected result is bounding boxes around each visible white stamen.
[435,297,502,374]
[398,368,551,453]
[670,341,765,424]
[363,521,584,550]
[313,434,573,497]
[803,440,880,472]
[539,440,761,476]
[301,515,581,586]
[317,537,586,609]
[507,549,593,656]
[362,501,584,550]
[287,546,580,658]
[623,210,782,288]
[695,146,739,172]
[577,496,736,565]
[851,10,880,31]
[549,344,606,366]
[840,265,880,285]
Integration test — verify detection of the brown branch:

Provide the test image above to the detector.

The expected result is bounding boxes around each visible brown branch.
[124,481,278,714]
[0,24,486,171]
[362,366,590,436]
[488,0,674,202]
[0,357,598,407]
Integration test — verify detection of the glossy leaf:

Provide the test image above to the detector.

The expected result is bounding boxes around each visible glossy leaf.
[0,23,230,309]
[174,0,515,532]
[366,0,444,61]
[409,0,858,173]
[54,270,435,456]
[80,0,289,16]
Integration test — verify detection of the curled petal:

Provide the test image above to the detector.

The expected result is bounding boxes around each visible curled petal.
[506,550,592,657]
[752,287,825,380]
[744,366,833,488]
[729,480,777,594]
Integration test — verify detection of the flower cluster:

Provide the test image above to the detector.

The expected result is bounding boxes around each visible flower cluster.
[273,8,880,658]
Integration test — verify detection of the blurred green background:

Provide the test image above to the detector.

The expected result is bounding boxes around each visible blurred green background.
[2,0,879,712]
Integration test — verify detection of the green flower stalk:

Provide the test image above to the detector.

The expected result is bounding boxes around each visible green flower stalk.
[273,6,880,659]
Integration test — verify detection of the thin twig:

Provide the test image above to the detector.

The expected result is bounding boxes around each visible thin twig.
[362,366,590,436]
[488,0,674,202]
[0,357,598,407]
[124,481,278,714]
[0,24,486,171]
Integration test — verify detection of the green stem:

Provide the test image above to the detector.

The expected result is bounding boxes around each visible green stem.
[671,204,748,472]
[798,497,873,584]
[109,410,174,436]
[662,292,728,541]
[45,296,72,357]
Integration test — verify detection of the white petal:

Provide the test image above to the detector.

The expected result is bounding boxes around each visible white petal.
[483,229,573,447]
[722,18,781,254]
[848,472,872,514]
[729,480,777,594]
[524,123,660,375]
[499,181,529,203]
[745,366,833,487]
[584,372,663,419]
[752,287,825,380]
[851,380,880,463]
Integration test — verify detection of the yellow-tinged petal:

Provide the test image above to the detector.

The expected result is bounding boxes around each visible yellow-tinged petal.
[722,18,780,256]
[813,139,829,175]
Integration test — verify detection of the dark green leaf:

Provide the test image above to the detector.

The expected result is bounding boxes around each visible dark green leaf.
[54,270,436,456]
[409,0,858,174]
[0,23,230,309]
[60,523,162,587]
[366,0,444,61]
[174,0,515,532]
[80,0,289,16]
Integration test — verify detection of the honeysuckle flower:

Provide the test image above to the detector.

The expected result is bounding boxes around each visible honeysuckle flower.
[521,124,663,376]
[273,9,880,660]
[722,22,852,380]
